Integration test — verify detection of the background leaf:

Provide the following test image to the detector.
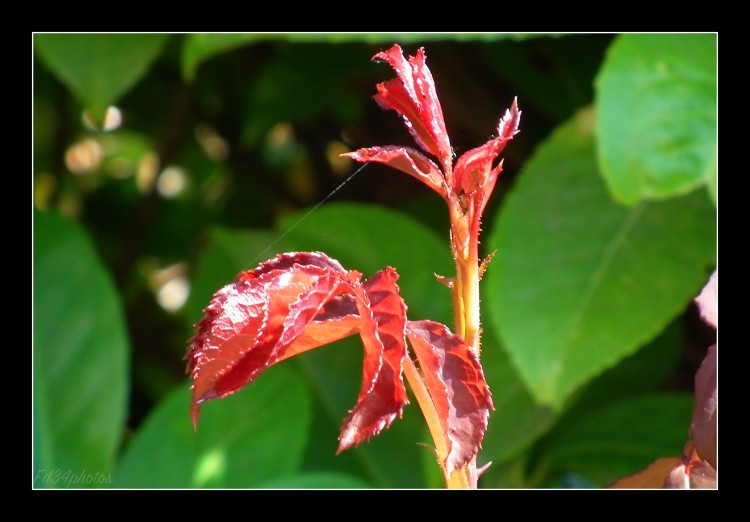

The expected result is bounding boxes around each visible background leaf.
[486,107,716,408]
[276,202,455,326]
[256,471,373,489]
[595,33,717,205]
[240,44,375,147]
[112,364,311,488]
[182,34,265,81]
[34,33,170,119]
[33,209,129,488]
[532,394,693,486]
[476,320,556,472]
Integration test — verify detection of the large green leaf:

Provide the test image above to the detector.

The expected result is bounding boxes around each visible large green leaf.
[34,33,170,119]
[534,394,693,486]
[112,364,311,488]
[486,107,716,408]
[33,209,129,488]
[596,33,717,205]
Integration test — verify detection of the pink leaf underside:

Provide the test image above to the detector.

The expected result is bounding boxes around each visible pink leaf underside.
[695,269,717,329]
[338,268,409,453]
[690,343,717,468]
[343,146,445,196]
[405,319,493,475]
[373,44,452,169]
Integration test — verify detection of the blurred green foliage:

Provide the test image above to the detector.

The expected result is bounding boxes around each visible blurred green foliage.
[33,33,717,489]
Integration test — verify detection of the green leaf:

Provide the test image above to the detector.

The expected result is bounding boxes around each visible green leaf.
[181,34,265,81]
[566,319,684,415]
[256,471,373,489]
[112,364,311,488]
[34,34,170,119]
[486,107,716,408]
[33,209,129,488]
[535,394,693,486]
[595,33,717,205]
[292,338,430,488]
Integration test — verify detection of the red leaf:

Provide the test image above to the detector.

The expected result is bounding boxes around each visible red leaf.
[187,252,411,456]
[343,145,446,197]
[187,252,354,428]
[338,268,409,452]
[372,44,452,172]
[405,320,493,475]
[454,98,521,208]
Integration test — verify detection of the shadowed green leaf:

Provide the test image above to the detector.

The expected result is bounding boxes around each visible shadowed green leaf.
[112,365,311,488]
[33,209,129,488]
[535,394,693,486]
[35,34,169,120]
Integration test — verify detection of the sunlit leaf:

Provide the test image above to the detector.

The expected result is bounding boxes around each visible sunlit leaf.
[596,33,717,205]
[487,107,716,407]
[406,320,492,474]
[187,252,411,454]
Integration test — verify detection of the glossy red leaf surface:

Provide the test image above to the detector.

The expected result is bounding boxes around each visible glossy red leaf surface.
[405,320,493,474]
[187,252,417,456]
[372,44,452,171]
[187,250,493,468]
[343,145,445,197]
[338,268,409,452]
[187,252,353,428]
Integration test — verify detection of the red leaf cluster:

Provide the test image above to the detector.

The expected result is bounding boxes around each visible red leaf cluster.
[344,44,520,261]
[186,252,492,468]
